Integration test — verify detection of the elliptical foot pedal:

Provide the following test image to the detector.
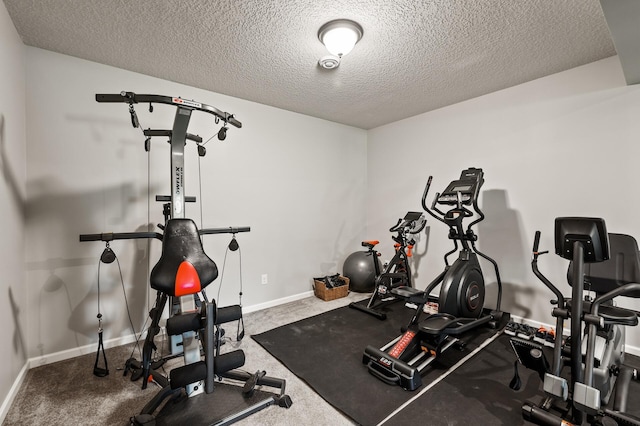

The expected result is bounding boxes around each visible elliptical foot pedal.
[243,370,266,397]
[388,329,416,358]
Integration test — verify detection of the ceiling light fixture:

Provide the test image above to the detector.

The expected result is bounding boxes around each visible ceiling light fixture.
[318,19,363,69]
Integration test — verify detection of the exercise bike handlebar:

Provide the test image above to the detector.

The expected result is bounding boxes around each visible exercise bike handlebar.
[389,217,427,235]
[389,218,403,233]
[96,92,242,128]
[79,226,250,242]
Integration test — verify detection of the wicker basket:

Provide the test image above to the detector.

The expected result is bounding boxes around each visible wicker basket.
[313,276,350,301]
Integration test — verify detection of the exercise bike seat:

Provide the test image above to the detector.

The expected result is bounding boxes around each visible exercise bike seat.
[588,302,638,326]
[564,300,638,326]
[564,233,640,327]
[150,218,218,296]
[390,286,424,299]
[362,240,380,249]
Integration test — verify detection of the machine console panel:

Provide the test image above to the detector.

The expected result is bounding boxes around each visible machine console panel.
[437,168,484,205]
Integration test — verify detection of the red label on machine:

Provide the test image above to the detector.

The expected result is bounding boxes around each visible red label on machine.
[388,330,416,358]
[172,97,202,109]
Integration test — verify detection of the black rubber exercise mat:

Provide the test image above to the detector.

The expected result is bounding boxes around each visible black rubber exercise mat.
[252,301,501,425]
[387,333,640,426]
[383,333,541,425]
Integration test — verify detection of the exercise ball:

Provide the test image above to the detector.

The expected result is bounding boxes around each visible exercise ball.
[343,251,381,292]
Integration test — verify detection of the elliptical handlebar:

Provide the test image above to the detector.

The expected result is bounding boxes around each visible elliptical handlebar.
[422,177,447,225]
[421,172,480,225]
[530,230,565,377]
[531,231,561,303]
[465,169,486,231]
[96,92,242,128]
[421,177,435,213]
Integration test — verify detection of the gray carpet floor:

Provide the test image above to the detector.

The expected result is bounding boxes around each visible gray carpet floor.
[3,293,366,426]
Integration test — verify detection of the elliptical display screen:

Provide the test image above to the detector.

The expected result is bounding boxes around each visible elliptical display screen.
[437,168,483,205]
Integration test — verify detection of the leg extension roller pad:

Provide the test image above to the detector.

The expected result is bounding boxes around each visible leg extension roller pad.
[215,350,245,374]
[216,305,242,325]
[170,361,207,389]
[166,312,202,336]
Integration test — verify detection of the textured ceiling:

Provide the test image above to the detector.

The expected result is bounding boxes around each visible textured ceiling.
[3,0,618,129]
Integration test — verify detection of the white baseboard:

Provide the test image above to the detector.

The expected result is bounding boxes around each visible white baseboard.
[27,333,144,368]
[1,289,316,420]
[242,290,314,314]
[26,290,314,368]
[0,362,29,424]
[5,294,637,421]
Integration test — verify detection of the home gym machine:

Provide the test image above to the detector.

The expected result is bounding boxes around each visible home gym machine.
[362,167,507,390]
[510,217,640,426]
[80,92,291,425]
[348,211,426,320]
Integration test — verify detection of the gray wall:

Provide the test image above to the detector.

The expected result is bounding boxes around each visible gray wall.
[4,3,640,413]
[24,48,368,361]
[367,56,640,351]
[0,2,27,415]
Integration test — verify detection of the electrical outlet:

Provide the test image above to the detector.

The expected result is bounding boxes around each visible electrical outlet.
[261,274,268,285]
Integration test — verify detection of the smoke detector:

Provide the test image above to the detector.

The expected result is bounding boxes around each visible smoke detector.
[318,55,341,69]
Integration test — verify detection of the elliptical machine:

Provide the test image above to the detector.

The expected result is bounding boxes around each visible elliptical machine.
[348,211,427,320]
[80,92,291,425]
[362,167,507,390]
[511,217,640,426]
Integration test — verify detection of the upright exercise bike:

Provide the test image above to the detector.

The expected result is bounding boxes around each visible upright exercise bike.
[80,92,291,425]
[349,211,426,320]
[362,167,507,390]
[511,217,640,426]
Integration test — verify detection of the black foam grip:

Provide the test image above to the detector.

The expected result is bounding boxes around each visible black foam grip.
[215,350,245,374]
[216,305,242,325]
[170,361,207,389]
[533,231,541,252]
[166,312,202,336]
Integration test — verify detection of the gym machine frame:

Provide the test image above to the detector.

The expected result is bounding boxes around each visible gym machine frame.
[80,92,291,425]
